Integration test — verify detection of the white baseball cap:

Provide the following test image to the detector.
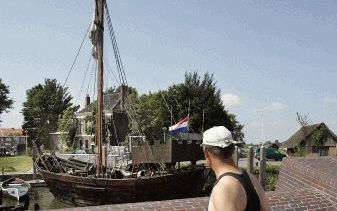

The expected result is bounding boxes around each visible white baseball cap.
[202,126,237,148]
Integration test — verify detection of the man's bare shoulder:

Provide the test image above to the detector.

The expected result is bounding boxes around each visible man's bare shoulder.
[210,175,246,211]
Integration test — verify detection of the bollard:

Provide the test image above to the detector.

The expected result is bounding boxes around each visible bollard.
[247,147,254,174]
[259,146,266,188]
[233,146,239,166]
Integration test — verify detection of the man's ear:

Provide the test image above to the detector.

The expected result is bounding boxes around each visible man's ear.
[203,147,210,158]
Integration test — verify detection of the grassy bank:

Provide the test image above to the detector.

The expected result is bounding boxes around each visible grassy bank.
[0,155,32,172]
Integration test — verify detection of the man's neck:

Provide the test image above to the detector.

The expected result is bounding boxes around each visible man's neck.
[211,158,241,179]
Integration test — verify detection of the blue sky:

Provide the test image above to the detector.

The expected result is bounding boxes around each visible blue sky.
[0,1,336,143]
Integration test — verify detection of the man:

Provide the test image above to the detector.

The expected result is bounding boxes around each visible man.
[202,126,270,211]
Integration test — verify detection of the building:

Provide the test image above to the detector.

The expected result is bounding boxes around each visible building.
[282,123,337,157]
[75,90,129,151]
[0,128,27,155]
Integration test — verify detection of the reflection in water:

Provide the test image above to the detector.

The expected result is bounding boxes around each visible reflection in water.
[2,187,74,210]
[29,187,73,210]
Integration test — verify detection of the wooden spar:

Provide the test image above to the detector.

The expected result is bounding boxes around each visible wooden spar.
[95,0,104,177]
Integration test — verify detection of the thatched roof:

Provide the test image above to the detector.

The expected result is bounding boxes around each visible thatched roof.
[282,123,337,148]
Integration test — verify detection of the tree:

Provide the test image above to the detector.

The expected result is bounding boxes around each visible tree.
[296,112,310,127]
[0,79,14,121]
[22,79,73,148]
[58,106,79,151]
[134,91,166,139]
[311,123,328,156]
[134,72,244,141]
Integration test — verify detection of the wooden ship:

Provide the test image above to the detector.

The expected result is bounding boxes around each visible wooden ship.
[36,0,205,206]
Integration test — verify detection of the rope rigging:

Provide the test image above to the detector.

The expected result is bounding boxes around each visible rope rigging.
[33,21,92,142]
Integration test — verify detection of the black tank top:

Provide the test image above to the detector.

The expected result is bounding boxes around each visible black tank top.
[213,170,261,211]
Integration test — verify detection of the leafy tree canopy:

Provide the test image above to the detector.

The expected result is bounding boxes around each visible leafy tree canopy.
[312,123,329,149]
[134,72,244,141]
[0,79,14,121]
[22,79,73,148]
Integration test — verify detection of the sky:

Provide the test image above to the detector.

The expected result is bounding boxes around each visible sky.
[0,0,336,144]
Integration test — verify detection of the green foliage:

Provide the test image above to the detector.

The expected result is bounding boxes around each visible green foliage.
[58,106,79,151]
[22,79,73,148]
[253,164,280,191]
[134,72,244,141]
[312,124,328,150]
[0,79,14,121]
[293,141,305,157]
[134,91,166,139]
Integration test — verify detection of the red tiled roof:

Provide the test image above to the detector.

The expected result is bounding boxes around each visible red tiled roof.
[0,128,25,137]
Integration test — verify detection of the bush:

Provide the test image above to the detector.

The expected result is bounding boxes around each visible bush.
[253,164,280,191]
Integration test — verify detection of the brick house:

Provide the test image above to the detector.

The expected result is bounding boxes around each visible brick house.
[282,123,337,157]
[0,128,27,155]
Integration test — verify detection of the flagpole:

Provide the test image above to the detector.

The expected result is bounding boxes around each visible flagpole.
[202,109,205,134]
[188,100,190,140]
[170,105,173,127]
[170,105,173,141]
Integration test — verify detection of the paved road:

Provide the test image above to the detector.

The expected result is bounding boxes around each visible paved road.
[238,157,282,169]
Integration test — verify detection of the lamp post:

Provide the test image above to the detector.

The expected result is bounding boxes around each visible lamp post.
[25,132,28,155]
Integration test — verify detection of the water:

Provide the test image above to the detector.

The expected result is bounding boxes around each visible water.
[3,187,75,210]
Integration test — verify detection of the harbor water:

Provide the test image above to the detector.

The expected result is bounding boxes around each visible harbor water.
[3,187,74,210]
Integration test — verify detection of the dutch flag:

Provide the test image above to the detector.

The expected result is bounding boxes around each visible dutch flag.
[169,116,189,135]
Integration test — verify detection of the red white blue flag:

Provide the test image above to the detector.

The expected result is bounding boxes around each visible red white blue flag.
[169,116,189,135]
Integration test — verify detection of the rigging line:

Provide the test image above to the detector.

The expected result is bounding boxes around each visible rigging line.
[85,62,96,95]
[104,3,128,85]
[103,56,143,136]
[104,3,144,137]
[159,89,176,124]
[104,7,123,85]
[152,78,177,124]
[104,57,121,85]
[75,54,92,106]
[62,23,91,88]
[33,21,92,142]
[105,59,141,135]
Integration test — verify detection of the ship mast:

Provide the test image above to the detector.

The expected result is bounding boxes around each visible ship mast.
[95,0,105,177]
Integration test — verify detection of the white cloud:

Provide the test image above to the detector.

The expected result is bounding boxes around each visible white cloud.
[266,102,287,111]
[221,93,242,108]
[323,97,337,104]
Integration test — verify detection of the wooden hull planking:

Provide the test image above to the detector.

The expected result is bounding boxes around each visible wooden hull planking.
[40,168,205,206]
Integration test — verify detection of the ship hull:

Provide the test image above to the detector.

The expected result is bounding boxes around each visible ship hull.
[40,168,205,206]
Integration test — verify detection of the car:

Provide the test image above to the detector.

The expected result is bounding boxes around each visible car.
[255,147,286,161]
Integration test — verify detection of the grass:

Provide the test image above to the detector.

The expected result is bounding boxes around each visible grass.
[0,155,33,173]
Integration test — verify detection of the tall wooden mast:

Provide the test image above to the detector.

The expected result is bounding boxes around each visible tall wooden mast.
[95,0,104,177]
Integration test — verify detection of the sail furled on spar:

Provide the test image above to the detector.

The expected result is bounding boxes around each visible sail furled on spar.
[169,116,189,135]
[89,9,99,59]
